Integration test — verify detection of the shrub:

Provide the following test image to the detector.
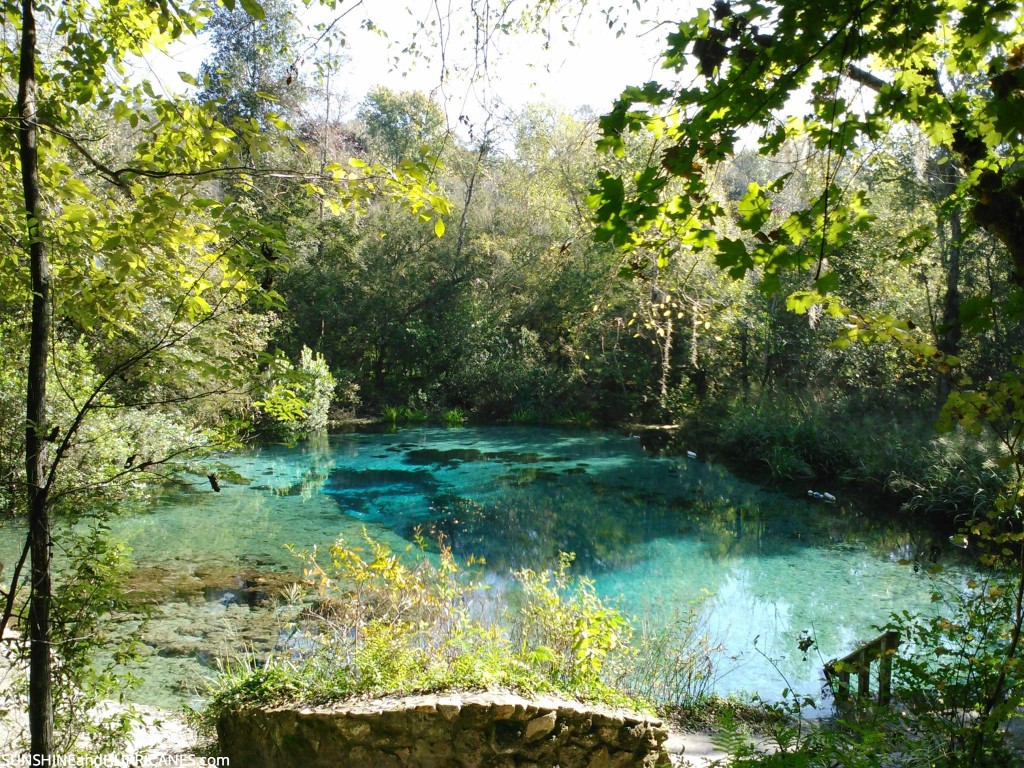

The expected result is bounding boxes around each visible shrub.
[256,347,337,438]
[296,346,336,433]
[206,534,723,719]
[508,552,632,696]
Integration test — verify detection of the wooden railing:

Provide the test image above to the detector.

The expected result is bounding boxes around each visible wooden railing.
[825,630,900,707]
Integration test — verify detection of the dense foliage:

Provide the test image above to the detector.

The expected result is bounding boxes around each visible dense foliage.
[206,536,718,717]
[587,0,1024,765]
[3,0,1024,763]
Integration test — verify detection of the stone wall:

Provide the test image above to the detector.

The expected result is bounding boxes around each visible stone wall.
[217,691,671,768]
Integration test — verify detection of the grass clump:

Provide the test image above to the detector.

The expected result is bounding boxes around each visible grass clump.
[887,431,1004,523]
[205,534,720,722]
[381,404,431,426]
[662,694,783,734]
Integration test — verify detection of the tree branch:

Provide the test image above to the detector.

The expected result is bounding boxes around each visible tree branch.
[844,63,889,93]
[0,533,30,640]
[41,122,350,187]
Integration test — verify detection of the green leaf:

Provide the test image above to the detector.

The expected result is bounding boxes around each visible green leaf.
[714,238,752,279]
[530,646,557,664]
[814,272,839,294]
[960,295,994,332]
[433,218,445,238]
[786,291,822,314]
[238,0,264,20]
[737,183,772,232]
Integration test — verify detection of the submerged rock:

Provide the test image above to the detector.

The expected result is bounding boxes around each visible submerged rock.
[122,561,303,685]
[125,563,299,609]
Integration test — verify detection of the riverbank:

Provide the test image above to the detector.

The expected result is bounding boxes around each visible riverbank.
[623,394,1004,538]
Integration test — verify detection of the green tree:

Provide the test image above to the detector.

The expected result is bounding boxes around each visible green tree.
[592,0,1024,758]
[593,0,1024,345]
[358,87,447,164]
[1,0,450,757]
[198,0,305,128]
[4,0,285,747]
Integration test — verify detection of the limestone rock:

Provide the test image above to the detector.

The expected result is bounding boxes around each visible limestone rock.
[523,711,558,742]
[217,691,667,768]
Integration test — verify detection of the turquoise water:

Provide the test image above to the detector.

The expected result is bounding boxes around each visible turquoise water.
[0,426,969,709]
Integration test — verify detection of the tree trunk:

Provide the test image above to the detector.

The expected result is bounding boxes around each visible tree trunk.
[740,324,749,398]
[933,152,962,406]
[936,205,962,403]
[18,0,54,755]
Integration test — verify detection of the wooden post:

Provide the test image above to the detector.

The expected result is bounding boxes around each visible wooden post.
[878,630,898,706]
[836,667,851,705]
[857,649,871,697]
[826,630,901,709]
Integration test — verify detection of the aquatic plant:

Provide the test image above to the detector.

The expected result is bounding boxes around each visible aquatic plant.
[508,408,541,425]
[381,405,404,425]
[765,444,814,480]
[442,408,467,427]
[553,410,596,429]
[381,405,431,425]
[403,406,430,424]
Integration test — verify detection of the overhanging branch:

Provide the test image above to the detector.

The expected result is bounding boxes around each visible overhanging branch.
[41,122,354,188]
[844,63,888,93]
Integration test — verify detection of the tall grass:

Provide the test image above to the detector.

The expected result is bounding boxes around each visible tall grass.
[887,432,1004,524]
[205,535,722,720]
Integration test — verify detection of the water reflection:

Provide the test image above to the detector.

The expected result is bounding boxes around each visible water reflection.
[0,425,972,708]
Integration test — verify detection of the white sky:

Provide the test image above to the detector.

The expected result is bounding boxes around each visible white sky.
[317,0,676,121]
[135,0,693,134]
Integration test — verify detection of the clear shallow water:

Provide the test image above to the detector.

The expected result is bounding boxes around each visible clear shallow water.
[0,426,969,709]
